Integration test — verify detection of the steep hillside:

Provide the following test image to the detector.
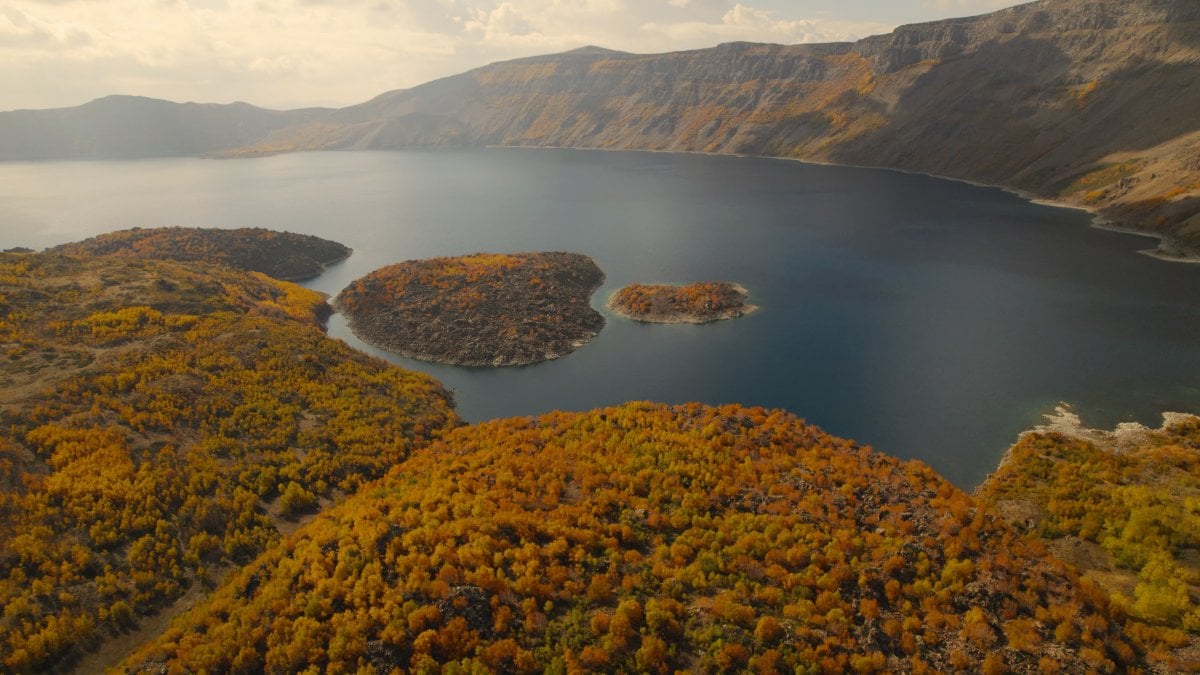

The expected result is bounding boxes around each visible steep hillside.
[243,0,1200,252]
[125,403,1143,673]
[0,252,458,672]
[51,227,352,281]
[0,96,321,160]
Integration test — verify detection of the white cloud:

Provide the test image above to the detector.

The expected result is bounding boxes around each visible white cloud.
[642,4,889,46]
[0,0,1006,111]
[920,0,1017,15]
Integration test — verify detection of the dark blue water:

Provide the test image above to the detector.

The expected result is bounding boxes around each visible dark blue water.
[3,148,1199,487]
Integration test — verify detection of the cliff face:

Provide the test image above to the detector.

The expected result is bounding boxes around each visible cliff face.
[212,0,1200,249]
[4,0,1199,247]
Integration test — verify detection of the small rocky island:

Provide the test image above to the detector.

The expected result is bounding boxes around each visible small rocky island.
[52,226,351,281]
[609,282,755,323]
[335,252,606,366]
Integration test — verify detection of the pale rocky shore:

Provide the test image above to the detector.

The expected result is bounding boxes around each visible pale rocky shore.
[977,403,1200,496]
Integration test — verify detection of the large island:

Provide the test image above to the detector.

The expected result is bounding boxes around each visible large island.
[609,282,755,324]
[335,252,605,366]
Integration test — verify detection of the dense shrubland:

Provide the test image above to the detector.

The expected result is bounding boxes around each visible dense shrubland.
[978,419,1200,668]
[610,282,753,323]
[0,252,457,672]
[128,403,1142,673]
[50,226,351,281]
[335,252,605,366]
[0,245,1188,673]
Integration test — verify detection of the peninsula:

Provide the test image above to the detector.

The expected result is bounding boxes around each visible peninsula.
[51,226,352,281]
[334,252,605,366]
[609,282,755,324]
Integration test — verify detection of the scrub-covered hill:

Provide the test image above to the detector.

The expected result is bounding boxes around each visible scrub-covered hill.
[51,226,352,281]
[335,252,605,366]
[0,252,457,672]
[128,403,1142,673]
[978,409,1200,670]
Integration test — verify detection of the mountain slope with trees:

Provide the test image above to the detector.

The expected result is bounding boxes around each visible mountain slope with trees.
[0,252,457,672]
[977,412,1200,669]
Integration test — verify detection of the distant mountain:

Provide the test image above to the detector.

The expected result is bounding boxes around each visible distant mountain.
[0,95,322,160]
[3,0,1199,249]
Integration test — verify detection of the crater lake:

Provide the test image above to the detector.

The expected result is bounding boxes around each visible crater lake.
[4,147,1200,487]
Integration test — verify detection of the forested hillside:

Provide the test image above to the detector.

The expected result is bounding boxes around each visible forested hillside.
[2,239,1195,671]
[0,252,457,671]
[978,413,1200,669]
[126,403,1143,673]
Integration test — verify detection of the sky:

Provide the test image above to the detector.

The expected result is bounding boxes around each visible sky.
[2,0,1020,112]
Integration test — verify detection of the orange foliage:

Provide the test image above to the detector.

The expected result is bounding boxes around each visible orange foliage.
[124,403,1139,672]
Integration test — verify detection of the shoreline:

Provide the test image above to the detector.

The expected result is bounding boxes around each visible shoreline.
[284,247,354,282]
[334,307,603,367]
[974,403,1199,495]
[605,282,758,325]
[490,144,1200,264]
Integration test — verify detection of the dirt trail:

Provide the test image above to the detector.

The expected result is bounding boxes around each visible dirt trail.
[67,574,222,674]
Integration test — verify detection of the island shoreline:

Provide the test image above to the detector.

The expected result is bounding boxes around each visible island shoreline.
[334,251,607,367]
[606,282,758,324]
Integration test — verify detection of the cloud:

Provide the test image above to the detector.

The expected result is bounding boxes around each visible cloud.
[0,0,980,111]
[920,0,1016,15]
[642,4,890,46]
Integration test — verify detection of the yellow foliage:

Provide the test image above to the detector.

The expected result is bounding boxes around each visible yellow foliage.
[0,253,457,672]
[123,403,1136,672]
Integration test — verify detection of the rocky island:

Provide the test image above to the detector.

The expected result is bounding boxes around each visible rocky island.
[609,282,755,323]
[335,252,605,366]
[51,226,352,281]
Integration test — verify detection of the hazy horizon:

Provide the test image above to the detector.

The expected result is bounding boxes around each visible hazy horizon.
[3,0,1019,113]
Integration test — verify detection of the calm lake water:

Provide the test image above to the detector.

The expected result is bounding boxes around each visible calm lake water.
[3,148,1199,487]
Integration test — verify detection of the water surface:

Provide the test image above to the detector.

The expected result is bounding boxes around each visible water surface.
[3,148,1199,487]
